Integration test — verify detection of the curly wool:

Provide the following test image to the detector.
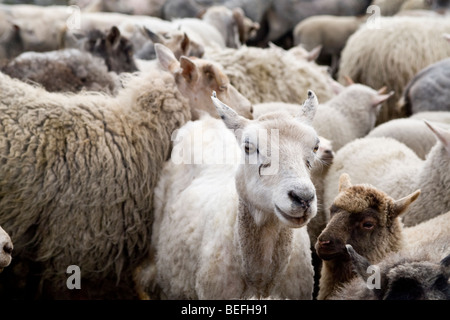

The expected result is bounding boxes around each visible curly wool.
[0,70,191,299]
[205,45,336,105]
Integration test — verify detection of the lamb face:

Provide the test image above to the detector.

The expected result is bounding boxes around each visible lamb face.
[211,90,320,228]
[316,173,420,261]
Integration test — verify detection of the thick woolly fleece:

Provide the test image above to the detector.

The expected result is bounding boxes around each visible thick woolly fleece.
[0,70,191,299]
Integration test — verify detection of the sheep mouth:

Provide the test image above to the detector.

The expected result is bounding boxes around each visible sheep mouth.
[274,204,308,227]
[315,245,347,260]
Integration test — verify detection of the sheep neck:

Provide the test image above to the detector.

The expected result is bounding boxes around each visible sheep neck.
[235,198,293,297]
[318,256,355,300]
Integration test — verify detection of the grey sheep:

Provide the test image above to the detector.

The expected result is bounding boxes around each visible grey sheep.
[398,58,450,116]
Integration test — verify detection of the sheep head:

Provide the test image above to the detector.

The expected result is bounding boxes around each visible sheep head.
[0,226,13,273]
[316,173,420,262]
[211,90,320,228]
[155,43,253,121]
[346,245,450,300]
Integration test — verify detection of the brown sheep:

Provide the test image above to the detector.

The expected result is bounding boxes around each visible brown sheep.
[315,173,420,300]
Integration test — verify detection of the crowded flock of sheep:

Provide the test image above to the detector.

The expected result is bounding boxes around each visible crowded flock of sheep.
[0,0,449,300]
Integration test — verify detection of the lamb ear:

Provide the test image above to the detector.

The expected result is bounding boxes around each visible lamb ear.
[372,90,394,107]
[424,120,450,154]
[155,43,180,73]
[307,45,322,62]
[107,26,121,47]
[296,90,318,124]
[391,189,421,218]
[211,91,249,136]
[338,173,352,192]
[180,56,199,83]
[142,27,164,44]
[345,245,372,282]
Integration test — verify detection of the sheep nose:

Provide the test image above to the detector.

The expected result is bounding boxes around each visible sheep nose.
[3,242,13,255]
[318,239,331,248]
[288,190,314,209]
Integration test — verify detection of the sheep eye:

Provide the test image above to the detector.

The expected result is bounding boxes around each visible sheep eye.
[219,84,228,91]
[313,145,319,153]
[362,221,375,230]
[244,142,256,154]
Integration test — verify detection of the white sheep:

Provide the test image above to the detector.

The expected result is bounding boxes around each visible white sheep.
[338,16,450,124]
[293,15,366,75]
[367,118,450,159]
[253,83,393,152]
[323,122,450,228]
[137,91,322,299]
[0,43,251,299]
[204,45,338,106]
[0,226,13,273]
[410,111,450,125]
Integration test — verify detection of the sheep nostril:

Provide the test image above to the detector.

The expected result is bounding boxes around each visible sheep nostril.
[318,240,331,247]
[288,190,313,209]
[3,244,13,255]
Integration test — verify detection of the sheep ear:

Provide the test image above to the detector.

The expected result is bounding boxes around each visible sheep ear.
[296,90,318,124]
[155,43,180,73]
[424,120,450,154]
[180,56,199,83]
[307,45,322,62]
[372,90,394,107]
[180,32,190,54]
[346,245,372,282]
[211,91,249,137]
[338,173,352,192]
[142,27,164,44]
[392,189,421,218]
[107,26,121,47]
[343,75,354,86]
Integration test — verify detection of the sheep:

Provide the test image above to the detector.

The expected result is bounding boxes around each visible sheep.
[372,0,431,16]
[398,58,450,116]
[73,0,166,17]
[134,28,204,61]
[410,111,450,125]
[293,15,366,76]
[0,42,253,299]
[204,45,338,106]
[0,12,24,61]
[322,122,450,229]
[330,239,450,300]
[338,16,450,125]
[136,91,321,300]
[199,5,260,48]
[0,226,13,273]
[367,118,450,159]
[252,83,393,152]
[1,49,121,94]
[64,26,139,74]
[315,173,421,300]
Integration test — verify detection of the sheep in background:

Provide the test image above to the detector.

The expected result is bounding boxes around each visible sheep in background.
[0,226,13,273]
[323,122,450,228]
[205,45,338,106]
[372,0,431,16]
[134,28,204,61]
[0,12,24,60]
[398,58,450,116]
[331,240,450,300]
[64,26,138,74]
[367,118,450,159]
[411,111,450,124]
[1,49,120,94]
[315,173,421,299]
[293,15,366,76]
[0,42,253,299]
[338,16,450,125]
[137,91,321,299]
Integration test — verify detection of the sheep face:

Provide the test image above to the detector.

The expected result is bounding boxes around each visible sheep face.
[346,245,450,300]
[316,174,420,261]
[0,226,13,272]
[85,26,138,73]
[212,90,320,228]
[155,43,253,120]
